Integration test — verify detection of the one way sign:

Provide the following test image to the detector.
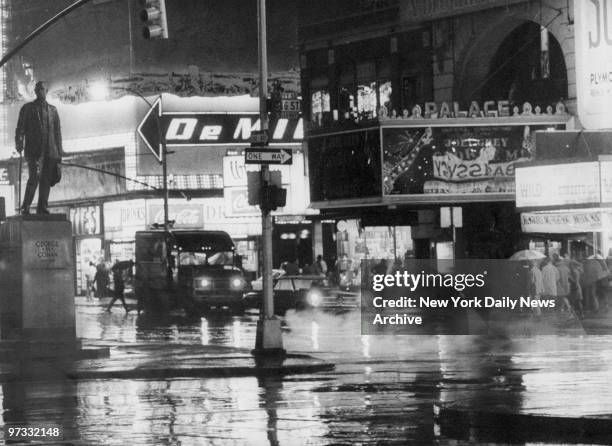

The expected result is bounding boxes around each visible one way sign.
[244,148,293,165]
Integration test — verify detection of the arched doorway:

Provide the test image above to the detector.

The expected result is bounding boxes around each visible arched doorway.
[481,21,568,108]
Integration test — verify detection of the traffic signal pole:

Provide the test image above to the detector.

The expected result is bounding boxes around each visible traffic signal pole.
[254,0,284,356]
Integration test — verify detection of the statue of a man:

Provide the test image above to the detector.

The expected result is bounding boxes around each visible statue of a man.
[15,81,64,215]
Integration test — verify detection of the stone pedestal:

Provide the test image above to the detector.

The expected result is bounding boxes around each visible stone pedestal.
[0,215,75,341]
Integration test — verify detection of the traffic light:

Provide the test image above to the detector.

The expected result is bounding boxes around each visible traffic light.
[140,0,169,39]
[261,184,286,212]
[247,172,261,206]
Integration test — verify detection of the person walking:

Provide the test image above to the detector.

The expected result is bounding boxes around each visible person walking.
[568,255,584,318]
[314,255,327,276]
[528,259,544,315]
[84,261,96,302]
[541,257,560,308]
[106,260,133,314]
[15,81,64,215]
[553,253,572,312]
[595,252,611,313]
[282,259,300,275]
[582,254,601,313]
[94,259,110,298]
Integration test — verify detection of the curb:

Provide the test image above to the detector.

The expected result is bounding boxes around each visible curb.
[0,362,335,382]
[66,362,335,380]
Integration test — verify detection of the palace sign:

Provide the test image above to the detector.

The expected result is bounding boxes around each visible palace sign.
[138,98,303,162]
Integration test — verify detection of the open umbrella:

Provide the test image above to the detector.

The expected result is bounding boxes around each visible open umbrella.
[508,249,546,261]
[587,254,604,260]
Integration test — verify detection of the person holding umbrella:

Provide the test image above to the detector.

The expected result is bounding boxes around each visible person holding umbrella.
[510,249,545,315]
[105,259,134,314]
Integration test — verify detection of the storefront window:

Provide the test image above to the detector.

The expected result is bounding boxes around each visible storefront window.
[357,82,377,119]
[308,129,382,201]
[336,221,413,264]
[110,241,135,262]
[338,86,356,119]
[76,238,103,295]
[311,89,330,125]
[379,81,392,115]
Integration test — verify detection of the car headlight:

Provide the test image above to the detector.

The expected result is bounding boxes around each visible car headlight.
[196,277,211,289]
[306,289,323,307]
[230,276,246,290]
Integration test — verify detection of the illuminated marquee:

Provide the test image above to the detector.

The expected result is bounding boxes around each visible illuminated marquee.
[161,114,303,146]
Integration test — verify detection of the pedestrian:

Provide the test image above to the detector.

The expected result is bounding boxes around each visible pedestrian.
[84,261,96,302]
[106,260,133,314]
[282,259,300,275]
[15,81,64,215]
[553,253,572,312]
[595,251,611,313]
[336,254,350,274]
[541,257,560,307]
[528,259,544,315]
[328,255,338,286]
[568,255,584,318]
[582,254,601,313]
[372,259,388,275]
[302,263,315,274]
[314,255,328,276]
[94,259,110,298]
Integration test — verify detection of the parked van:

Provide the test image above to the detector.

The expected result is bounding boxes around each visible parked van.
[135,230,247,314]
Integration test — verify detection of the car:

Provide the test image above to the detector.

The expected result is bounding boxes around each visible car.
[242,274,359,314]
[249,269,285,291]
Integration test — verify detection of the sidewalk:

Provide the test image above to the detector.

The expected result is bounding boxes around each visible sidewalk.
[0,342,333,382]
[0,297,334,382]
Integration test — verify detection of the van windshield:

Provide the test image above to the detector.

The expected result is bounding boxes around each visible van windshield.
[178,250,234,266]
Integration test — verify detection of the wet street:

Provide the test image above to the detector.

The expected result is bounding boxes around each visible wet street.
[2,300,612,445]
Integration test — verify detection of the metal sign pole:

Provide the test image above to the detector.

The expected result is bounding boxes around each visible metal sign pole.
[254,0,284,355]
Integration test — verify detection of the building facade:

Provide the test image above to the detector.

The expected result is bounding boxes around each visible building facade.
[298,0,578,269]
[0,0,314,294]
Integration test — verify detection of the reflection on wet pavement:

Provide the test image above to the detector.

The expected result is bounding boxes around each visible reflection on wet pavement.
[1,302,611,445]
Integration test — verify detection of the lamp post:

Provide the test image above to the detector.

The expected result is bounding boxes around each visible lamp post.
[253,0,284,356]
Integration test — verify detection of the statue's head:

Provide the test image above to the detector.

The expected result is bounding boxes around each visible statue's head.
[34,81,48,100]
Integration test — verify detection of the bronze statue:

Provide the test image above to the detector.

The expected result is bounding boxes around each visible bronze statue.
[15,81,63,215]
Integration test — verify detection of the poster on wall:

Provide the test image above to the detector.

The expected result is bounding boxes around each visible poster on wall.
[575,0,612,129]
[382,124,564,196]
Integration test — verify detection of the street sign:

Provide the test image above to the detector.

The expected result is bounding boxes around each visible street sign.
[137,97,163,162]
[137,108,302,156]
[250,129,269,146]
[280,92,301,119]
[245,148,293,165]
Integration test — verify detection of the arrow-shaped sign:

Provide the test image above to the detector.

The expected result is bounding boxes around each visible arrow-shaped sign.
[244,148,293,165]
[137,98,303,165]
[137,97,163,163]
